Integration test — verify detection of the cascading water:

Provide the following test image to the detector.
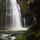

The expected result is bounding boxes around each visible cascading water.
[7,0,29,31]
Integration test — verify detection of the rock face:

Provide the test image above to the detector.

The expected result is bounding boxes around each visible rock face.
[0,0,6,29]
[0,0,11,29]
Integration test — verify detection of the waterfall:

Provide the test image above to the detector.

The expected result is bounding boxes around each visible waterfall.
[6,0,29,31]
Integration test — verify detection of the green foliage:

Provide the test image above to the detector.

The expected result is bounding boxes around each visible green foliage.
[25,31,40,40]
[16,32,26,40]
[17,0,33,16]
[16,31,40,40]
[17,0,28,13]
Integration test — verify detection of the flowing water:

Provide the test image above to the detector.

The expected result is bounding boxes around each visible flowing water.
[6,0,29,31]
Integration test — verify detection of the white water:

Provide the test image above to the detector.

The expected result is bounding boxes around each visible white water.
[7,0,29,31]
